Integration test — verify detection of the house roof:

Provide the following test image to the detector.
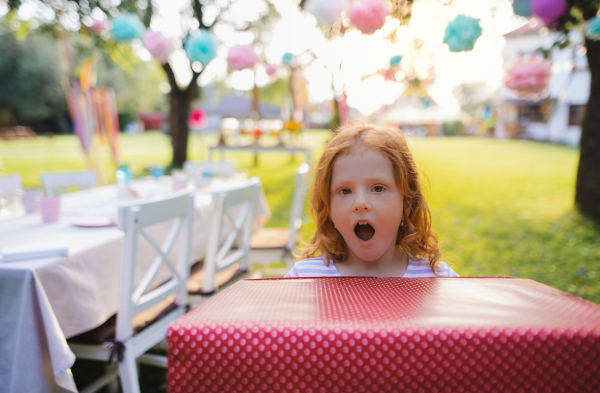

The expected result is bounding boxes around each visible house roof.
[504,18,544,37]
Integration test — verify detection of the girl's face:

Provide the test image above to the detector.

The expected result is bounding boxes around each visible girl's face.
[329,146,404,264]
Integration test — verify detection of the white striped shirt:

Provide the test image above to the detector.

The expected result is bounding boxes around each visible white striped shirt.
[284,255,459,278]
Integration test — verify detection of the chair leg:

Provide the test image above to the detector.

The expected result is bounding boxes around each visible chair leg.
[118,352,141,393]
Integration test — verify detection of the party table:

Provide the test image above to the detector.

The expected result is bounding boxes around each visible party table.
[0,177,270,393]
[209,145,311,166]
[167,277,600,393]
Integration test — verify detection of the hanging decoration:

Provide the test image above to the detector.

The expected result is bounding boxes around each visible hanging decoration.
[530,0,566,26]
[67,87,121,184]
[443,15,482,52]
[188,108,208,131]
[110,13,145,41]
[143,30,175,64]
[389,55,402,67]
[184,31,218,67]
[227,46,257,71]
[265,64,277,76]
[348,0,388,35]
[504,57,551,98]
[282,52,294,65]
[305,0,345,25]
[586,17,600,41]
[511,0,532,17]
[90,20,108,35]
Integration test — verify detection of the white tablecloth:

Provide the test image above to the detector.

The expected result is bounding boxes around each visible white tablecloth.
[0,177,269,393]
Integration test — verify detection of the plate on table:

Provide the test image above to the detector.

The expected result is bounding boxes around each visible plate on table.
[70,217,117,228]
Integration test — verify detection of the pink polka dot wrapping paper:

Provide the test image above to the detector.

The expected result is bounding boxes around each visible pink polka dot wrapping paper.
[167,277,600,393]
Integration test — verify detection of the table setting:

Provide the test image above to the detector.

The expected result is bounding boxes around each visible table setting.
[0,172,270,393]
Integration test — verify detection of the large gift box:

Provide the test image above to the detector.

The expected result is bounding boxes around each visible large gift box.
[167,277,600,392]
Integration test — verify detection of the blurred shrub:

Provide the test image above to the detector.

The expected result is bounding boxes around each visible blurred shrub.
[442,121,466,136]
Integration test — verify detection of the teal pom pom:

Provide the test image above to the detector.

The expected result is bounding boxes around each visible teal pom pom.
[586,17,600,41]
[184,31,218,67]
[282,52,294,65]
[111,14,145,41]
[512,0,532,17]
[390,55,402,67]
[443,15,482,53]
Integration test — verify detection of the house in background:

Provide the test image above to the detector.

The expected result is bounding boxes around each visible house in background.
[496,18,589,146]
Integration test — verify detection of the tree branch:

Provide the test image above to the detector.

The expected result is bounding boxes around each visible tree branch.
[162,62,179,91]
[187,70,202,95]
[194,0,207,30]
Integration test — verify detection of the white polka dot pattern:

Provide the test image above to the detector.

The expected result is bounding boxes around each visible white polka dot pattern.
[167,277,600,392]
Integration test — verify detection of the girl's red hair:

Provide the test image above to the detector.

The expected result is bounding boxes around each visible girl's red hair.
[301,122,441,272]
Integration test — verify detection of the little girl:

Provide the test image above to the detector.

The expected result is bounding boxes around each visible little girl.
[285,122,458,278]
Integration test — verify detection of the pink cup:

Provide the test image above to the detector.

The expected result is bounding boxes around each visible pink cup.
[38,197,61,223]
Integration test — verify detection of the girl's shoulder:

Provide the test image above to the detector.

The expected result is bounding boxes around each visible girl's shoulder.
[284,257,342,278]
[405,254,460,278]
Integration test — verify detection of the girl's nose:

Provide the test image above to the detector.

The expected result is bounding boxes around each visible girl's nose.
[352,192,371,212]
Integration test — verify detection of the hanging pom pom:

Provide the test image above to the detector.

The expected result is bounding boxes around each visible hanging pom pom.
[227,46,257,71]
[512,0,532,17]
[585,17,600,41]
[530,0,567,26]
[348,0,388,35]
[265,64,277,76]
[184,31,218,67]
[389,55,402,67]
[443,15,483,52]
[90,20,108,35]
[305,0,345,25]
[282,52,294,66]
[143,30,175,64]
[110,13,145,41]
[504,57,551,97]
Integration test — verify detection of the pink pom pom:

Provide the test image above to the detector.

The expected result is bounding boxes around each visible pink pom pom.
[530,0,567,26]
[227,46,257,71]
[265,64,277,76]
[349,0,388,35]
[90,20,108,35]
[143,30,175,64]
[505,57,551,95]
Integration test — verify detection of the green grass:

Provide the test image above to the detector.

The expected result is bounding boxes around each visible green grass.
[1,133,599,305]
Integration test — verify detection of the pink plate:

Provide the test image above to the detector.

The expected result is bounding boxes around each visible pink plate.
[70,217,117,227]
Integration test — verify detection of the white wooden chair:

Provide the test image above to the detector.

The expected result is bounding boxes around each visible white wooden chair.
[198,177,261,294]
[68,190,194,393]
[183,160,236,179]
[249,163,310,271]
[0,174,23,195]
[40,170,97,196]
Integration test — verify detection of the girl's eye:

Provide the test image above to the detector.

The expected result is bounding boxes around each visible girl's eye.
[340,188,352,195]
[372,185,385,192]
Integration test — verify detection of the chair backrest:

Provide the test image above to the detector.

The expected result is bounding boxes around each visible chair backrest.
[40,170,97,196]
[286,163,310,251]
[116,190,194,341]
[0,174,23,195]
[183,161,236,179]
[202,177,261,293]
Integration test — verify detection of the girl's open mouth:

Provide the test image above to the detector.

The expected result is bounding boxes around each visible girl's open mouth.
[354,222,375,241]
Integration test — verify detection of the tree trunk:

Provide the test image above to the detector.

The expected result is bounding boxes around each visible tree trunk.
[576,38,600,216]
[169,88,192,169]
[162,63,200,169]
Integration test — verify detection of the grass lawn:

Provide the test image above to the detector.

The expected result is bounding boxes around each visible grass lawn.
[1,132,599,307]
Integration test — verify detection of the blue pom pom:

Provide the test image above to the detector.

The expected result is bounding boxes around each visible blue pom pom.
[443,15,482,53]
[111,14,145,41]
[390,55,402,67]
[512,0,532,17]
[282,52,294,65]
[586,17,600,41]
[184,31,218,67]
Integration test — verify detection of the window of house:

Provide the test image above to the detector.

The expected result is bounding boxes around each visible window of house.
[568,105,586,126]
[518,105,544,123]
